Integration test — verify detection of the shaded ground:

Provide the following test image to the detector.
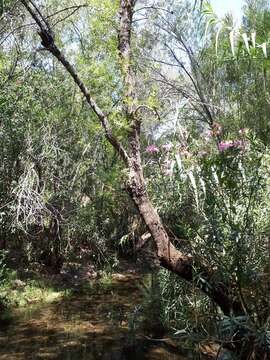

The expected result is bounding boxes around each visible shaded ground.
[0,265,190,360]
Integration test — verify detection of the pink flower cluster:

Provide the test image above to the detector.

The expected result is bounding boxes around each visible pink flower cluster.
[145,144,159,153]
[146,143,173,154]
[218,140,243,152]
[162,143,173,151]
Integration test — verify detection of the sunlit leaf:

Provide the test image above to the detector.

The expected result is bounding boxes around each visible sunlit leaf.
[261,42,268,58]
[251,32,256,48]
[229,30,235,57]
[242,33,250,54]
[215,26,223,55]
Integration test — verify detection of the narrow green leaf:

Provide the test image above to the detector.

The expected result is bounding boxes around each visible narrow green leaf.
[215,26,223,55]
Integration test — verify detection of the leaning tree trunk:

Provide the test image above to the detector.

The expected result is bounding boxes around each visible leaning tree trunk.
[126,153,238,315]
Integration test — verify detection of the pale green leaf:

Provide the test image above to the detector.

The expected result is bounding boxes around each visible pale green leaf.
[229,30,235,57]
[262,42,268,58]
[242,33,250,54]
[215,26,223,55]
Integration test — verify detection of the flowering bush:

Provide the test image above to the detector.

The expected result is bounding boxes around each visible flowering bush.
[144,126,270,354]
[217,139,245,151]
[146,126,268,292]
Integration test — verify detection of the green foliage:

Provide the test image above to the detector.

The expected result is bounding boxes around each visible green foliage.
[1,0,270,356]
[0,263,67,310]
[144,128,270,351]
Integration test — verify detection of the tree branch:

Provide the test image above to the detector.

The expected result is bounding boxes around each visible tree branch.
[20,0,129,164]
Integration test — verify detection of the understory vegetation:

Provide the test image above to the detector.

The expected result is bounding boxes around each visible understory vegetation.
[1,0,270,359]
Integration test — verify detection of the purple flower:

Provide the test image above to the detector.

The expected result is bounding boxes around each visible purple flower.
[218,140,234,152]
[233,140,242,148]
[162,143,173,151]
[145,144,159,153]
[218,139,245,152]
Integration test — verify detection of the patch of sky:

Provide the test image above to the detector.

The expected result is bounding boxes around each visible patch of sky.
[211,0,244,25]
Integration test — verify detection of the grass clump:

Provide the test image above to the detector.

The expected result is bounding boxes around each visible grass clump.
[0,268,65,309]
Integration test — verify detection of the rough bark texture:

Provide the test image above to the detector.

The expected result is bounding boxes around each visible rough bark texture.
[21,0,241,316]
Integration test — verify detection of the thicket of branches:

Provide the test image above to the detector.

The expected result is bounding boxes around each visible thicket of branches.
[1,0,270,358]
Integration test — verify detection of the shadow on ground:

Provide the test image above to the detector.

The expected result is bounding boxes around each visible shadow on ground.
[0,271,188,360]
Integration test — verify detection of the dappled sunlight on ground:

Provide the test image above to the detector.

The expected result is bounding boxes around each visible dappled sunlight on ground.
[0,271,191,359]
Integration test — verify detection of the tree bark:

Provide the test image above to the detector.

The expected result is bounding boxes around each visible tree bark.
[126,158,238,315]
